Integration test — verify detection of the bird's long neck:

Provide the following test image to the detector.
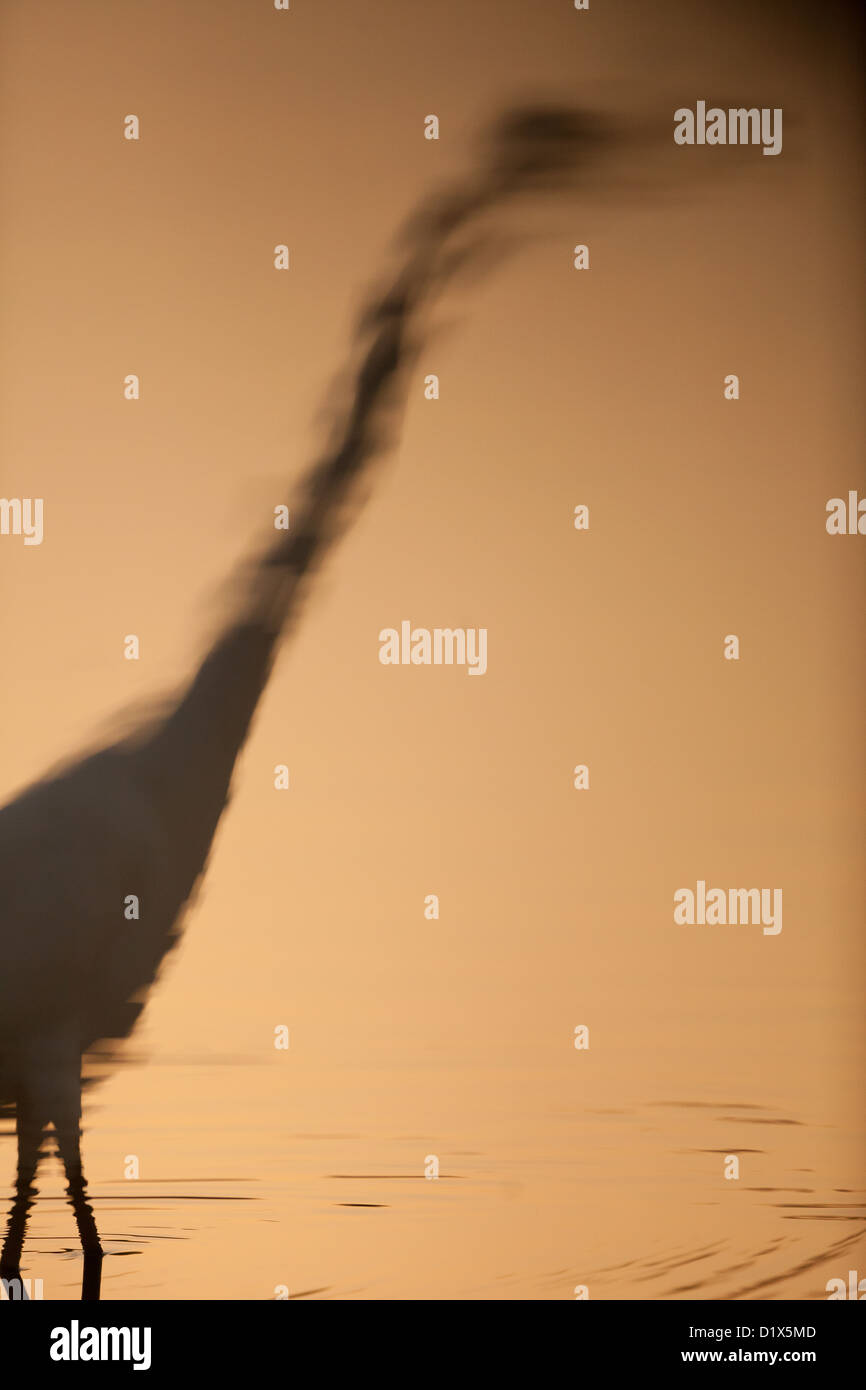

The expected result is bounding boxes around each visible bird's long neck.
[132,189,488,849]
[127,107,587,852]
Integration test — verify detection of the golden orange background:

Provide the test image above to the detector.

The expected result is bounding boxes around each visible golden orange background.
[0,0,863,1298]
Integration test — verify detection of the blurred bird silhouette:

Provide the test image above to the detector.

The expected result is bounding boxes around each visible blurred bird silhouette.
[0,105,614,1299]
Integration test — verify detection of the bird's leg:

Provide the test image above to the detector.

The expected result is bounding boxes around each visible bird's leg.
[53,1083,103,1302]
[0,1097,45,1297]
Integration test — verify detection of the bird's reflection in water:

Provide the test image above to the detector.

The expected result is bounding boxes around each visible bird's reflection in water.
[3,1065,863,1300]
